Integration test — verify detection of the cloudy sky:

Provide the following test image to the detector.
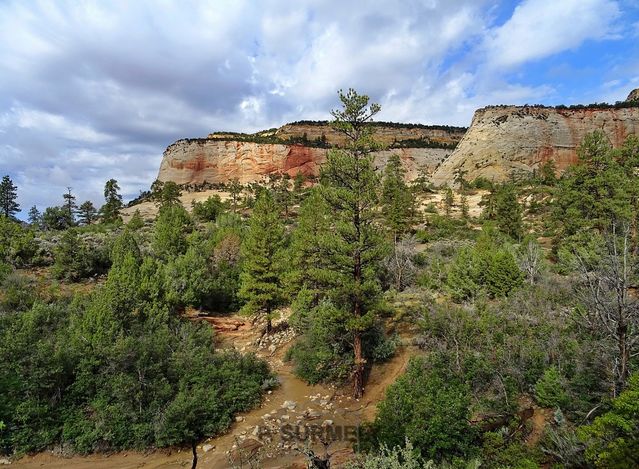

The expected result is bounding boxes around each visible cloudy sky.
[1,0,638,216]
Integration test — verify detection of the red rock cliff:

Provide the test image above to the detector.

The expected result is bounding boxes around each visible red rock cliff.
[431,104,639,186]
[158,122,465,185]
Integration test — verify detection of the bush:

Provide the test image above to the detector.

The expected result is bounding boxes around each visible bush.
[289,302,353,384]
[446,240,523,301]
[152,205,192,258]
[0,273,37,312]
[369,356,475,462]
[578,374,639,468]
[0,287,271,456]
[191,195,225,222]
[417,214,475,243]
[0,217,37,267]
[534,367,569,408]
[52,230,109,281]
[470,177,494,190]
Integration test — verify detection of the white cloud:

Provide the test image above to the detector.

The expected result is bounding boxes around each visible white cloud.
[484,0,621,68]
[8,107,113,144]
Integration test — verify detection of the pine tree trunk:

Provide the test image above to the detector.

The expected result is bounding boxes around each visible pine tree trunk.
[191,441,198,469]
[353,330,364,398]
[266,304,272,335]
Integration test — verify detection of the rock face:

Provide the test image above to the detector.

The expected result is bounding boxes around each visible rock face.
[158,122,464,185]
[272,122,465,147]
[158,139,452,184]
[431,105,639,186]
[157,93,639,188]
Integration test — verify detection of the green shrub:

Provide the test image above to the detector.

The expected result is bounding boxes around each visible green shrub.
[578,374,639,468]
[0,273,37,312]
[0,286,271,456]
[370,356,475,462]
[417,214,475,242]
[52,230,108,281]
[535,367,569,408]
[0,217,37,267]
[152,204,193,258]
[191,195,225,222]
[446,240,523,301]
[126,210,145,231]
[470,177,494,190]
[289,302,353,384]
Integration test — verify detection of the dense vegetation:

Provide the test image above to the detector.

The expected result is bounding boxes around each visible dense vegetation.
[0,181,271,466]
[1,91,638,468]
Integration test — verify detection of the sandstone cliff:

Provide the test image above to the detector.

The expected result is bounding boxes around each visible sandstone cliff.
[158,122,465,185]
[272,121,465,147]
[157,91,639,188]
[431,104,639,186]
[157,138,452,184]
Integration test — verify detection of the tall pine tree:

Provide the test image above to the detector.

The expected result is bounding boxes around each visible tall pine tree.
[100,179,124,224]
[316,89,388,398]
[28,205,41,227]
[238,190,286,334]
[0,175,20,219]
[62,187,77,224]
[78,201,98,225]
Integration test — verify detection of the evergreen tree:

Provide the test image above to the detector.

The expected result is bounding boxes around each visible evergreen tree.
[554,132,639,238]
[228,178,242,213]
[539,160,557,186]
[27,206,41,227]
[288,189,332,300]
[274,174,292,219]
[100,179,123,224]
[62,187,77,224]
[42,206,73,231]
[52,230,92,281]
[315,89,388,398]
[0,175,20,219]
[494,183,523,240]
[443,187,454,216]
[78,200,98,225]
[381,154,416,240]
[293,172,305,201]
[579,373,639,468]
[191,195,224,222]
[155,181,181,208]
[238,190,286,334]
[126,209,145,231]
[480,185,497,220]
[460,193,470,220]
[152,204,192,259]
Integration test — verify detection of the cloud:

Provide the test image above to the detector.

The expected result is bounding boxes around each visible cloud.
[0,0,634,217]
[484,0,621,68]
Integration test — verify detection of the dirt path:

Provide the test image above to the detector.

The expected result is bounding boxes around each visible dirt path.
[13,316,415,468]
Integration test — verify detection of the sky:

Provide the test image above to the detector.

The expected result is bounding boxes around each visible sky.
[1,0,638,217]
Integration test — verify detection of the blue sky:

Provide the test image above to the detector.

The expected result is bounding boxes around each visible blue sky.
[1,0,638,216]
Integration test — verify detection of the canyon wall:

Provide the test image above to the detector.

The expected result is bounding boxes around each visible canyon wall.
[272,122,466,147]
[157,138,452,184]
[157,90,639,188]
[431,103,639,186]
